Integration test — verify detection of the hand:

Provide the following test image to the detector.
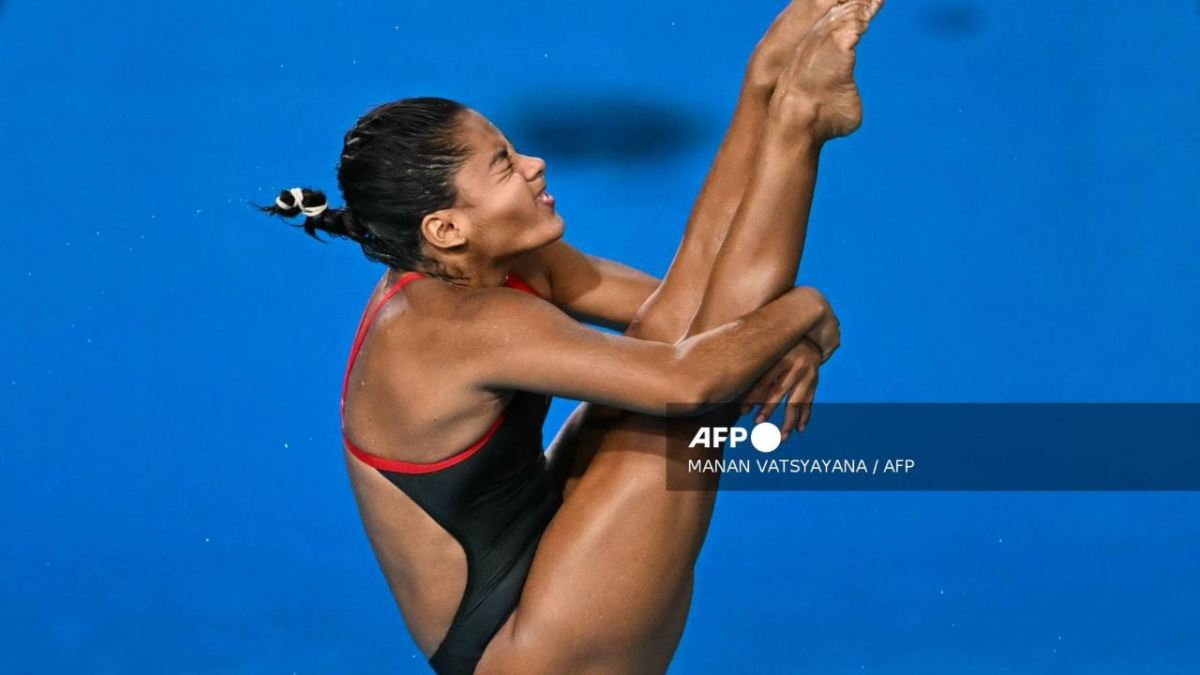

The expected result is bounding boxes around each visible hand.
[740,336,824,439]
[806,295,841,364]
[768,0,884,141]
[799,287,841,363]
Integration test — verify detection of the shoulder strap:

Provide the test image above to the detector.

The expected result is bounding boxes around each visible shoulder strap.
[504,272,546,299]
[341,271,426,416]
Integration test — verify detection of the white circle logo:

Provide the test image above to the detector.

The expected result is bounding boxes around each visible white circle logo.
[750,422,782,453]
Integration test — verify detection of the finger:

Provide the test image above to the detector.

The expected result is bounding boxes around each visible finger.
[757,395,785,424]
[782,371,816,439]
[756,376,791,423]
[782,397,801,441]
[743,362,785,414]
[742,375,775,416]
[799,371,819,432]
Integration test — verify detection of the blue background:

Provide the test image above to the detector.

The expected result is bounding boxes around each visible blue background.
[2,0,1198,672]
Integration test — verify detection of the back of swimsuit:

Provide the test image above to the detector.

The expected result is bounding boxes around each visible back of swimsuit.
[341,270,563,675]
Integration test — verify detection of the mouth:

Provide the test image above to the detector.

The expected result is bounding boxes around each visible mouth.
[535,186,556,209]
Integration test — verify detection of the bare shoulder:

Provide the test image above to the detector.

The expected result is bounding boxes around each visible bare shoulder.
[366,276,478,354]
[389,278,567,394]
[451,279,553,327]
[361,278,531,397]
[387,275,550,339]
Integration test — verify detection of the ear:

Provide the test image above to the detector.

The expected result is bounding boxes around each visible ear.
[421,209,469,251]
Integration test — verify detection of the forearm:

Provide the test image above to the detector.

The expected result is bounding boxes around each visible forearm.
[677,286,827,405]
[563,255,660,332]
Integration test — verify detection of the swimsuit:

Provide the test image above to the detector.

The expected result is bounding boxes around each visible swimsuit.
[341,270,562,675]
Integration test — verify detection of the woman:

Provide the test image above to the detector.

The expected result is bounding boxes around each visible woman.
[259,1,879,672]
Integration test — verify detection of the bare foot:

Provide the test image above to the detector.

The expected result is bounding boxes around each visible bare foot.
[747,0,845,89]
[769,0,884,141]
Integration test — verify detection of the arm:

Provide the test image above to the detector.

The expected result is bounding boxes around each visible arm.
[454,284,828,416]
[531,239,660,332]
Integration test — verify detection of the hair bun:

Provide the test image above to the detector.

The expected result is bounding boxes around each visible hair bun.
[275,187,329,217]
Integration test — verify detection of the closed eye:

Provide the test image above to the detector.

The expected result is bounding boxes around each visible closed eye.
[491,147,515,179]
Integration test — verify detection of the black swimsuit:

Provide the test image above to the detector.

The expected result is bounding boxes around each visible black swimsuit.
[341,270,562,675]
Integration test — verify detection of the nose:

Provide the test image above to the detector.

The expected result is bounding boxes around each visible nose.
[522,154,546,180]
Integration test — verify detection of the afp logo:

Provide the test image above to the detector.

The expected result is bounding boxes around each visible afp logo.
[688,422,782,453]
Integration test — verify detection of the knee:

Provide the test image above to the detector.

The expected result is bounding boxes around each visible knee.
[625,310,688,343]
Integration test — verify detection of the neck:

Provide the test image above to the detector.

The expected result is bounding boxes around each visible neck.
[391,254,513,289]
[444,258,511,289]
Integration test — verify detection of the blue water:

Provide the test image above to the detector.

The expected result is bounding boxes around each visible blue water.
[2,1,1198,672]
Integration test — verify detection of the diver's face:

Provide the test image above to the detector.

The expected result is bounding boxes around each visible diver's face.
[450,110,564,260]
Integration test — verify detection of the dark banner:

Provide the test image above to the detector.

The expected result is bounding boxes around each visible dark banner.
[662,403,1200,491]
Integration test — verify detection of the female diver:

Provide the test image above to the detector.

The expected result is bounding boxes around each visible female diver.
[258,1,881,672]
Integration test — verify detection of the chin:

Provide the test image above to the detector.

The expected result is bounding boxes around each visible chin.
[516,216,565,256]
[547,215,566,242]
[532,216,564,248]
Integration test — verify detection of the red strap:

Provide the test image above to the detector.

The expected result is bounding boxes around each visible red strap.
[340,270,425,422]
[503,271,547,299]
[341,270,543,474]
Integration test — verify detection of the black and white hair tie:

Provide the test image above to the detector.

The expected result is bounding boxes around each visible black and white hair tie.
[276,187,328,217]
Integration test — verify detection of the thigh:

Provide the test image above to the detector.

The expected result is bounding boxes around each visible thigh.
[543,401,591,501]
[544,400,629,501]
[482,403,735,674]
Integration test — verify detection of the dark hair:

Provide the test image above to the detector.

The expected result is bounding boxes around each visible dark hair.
[255,96,472,280]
